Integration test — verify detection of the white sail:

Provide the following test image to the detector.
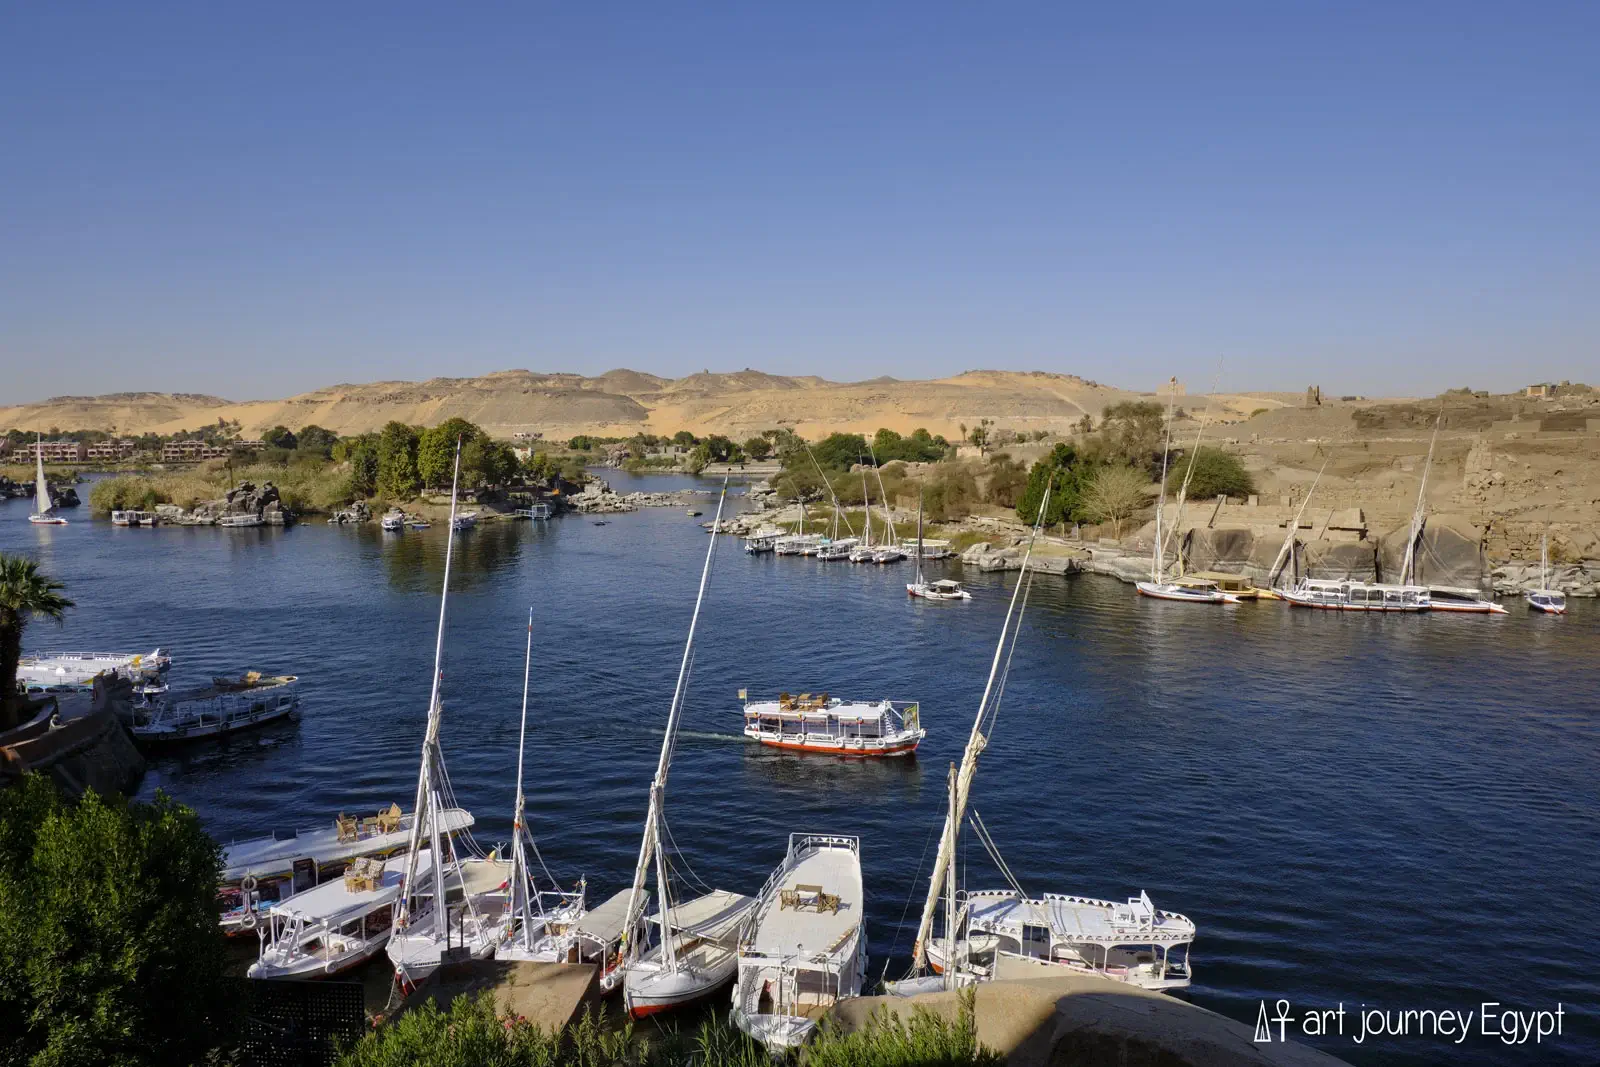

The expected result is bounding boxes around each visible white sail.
[1268,457,1329,590]
[611,480,730,989]
[1400,409,1442,585]
[34,435,50,516]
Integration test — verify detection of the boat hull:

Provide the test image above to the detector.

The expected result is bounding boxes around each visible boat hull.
[1428,600,1508,614]
[1135,582,1238,604]
[907,584,970,600]
[625,956,739,1018]
[28,516,68,525]
[249,935,391,980]
[133,700,298,743]
[750,734,920,758]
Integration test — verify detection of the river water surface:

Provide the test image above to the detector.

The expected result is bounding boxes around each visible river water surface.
[4,472,1596,1064]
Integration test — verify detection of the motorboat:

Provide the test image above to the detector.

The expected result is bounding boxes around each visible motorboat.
[111,509,157,527]
[218,514,264,528]
[1281,579,1429,612]
[816,538,857,562]
[731,833,868,1051]
[741,693,924,758]
[451,511,479,531]
[219,804,474,935]
[908,579,971,601]
[380,511,405,531]
[129,673,299,743]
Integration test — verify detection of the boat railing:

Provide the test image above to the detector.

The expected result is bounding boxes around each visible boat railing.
[144,681,298,726]
[788,832,860,857]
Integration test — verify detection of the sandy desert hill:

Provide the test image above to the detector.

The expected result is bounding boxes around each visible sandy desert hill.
[0,369,1150,441]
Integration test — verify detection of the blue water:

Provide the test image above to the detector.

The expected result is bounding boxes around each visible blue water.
[4,472,1597,1064]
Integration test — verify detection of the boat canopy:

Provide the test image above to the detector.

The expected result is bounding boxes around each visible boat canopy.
[649,888,753,939]
[264,851,432,924]
[968,890,1195,945]
[574,889,636,944]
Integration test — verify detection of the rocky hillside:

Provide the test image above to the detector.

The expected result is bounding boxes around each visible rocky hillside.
[1,369,1143,441]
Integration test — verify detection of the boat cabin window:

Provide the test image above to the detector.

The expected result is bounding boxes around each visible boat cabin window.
[340,918,362,937]
[1021,924,1050,957]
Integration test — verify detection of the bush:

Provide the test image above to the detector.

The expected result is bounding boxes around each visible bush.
[1016,444,1087,527]
[0,776,231,1066]
[806,991,1002,1067]
[983,454,1027,508]
[1170,446,1255,499]
[88,476,167,514]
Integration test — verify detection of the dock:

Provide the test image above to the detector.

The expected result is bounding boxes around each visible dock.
[513,504,553,520]
[389,959,596,1032]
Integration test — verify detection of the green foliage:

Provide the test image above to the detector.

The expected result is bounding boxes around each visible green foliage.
[345,435,381,498]
[417,419,484,488]
[1170,446,1255,500]
[567,435,597,452]
[671,430,698,447]
[807,432,869,471]
[0,555,73,727]
[0,776,231,1066]
[685,444,710,475]
[1016,444,1087,526]
[702,435,741,463]
[376,422,421,500]
[742,436,772,461]
[806,991,1001,1067]
[461,437,519,491]
[88,476,167,515]
[262,425,297,449]
[870,428,952,464]
[521,451,559,484]
[296,424,339,457]
[921,462,980,522]
[1090,400,1168,472]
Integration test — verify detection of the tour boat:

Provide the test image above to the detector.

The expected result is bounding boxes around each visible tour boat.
[220,804,475,935]
[741,693,924,757]
[27,435,68,526]
[218,513,264,528]
[111,509,157,527]
[815,538,856,562]
[1528,532,1566,615]
[889,483,1197,999]
[923,890,1195,992]
[17,647,170,691]
[611,481,759,1018]
[906,498,970,600]
[380,511,405,531]
[493,609,591,962]
[774,534,817,555]
[744,533,779,554]
[129,673,299,743]
[1281,579,1429,612]
[248,853,424,979]
[451,511,478,531]
[909,578,971,601]
[731,833,868,1051]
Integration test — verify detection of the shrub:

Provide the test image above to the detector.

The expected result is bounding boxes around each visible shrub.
[88,476,167,514]
[0,776,231,1066]
[1016,444,1088,527]
[806,991,1003,1067]
[1170,446,1255,499]
[1079,464,1150,537]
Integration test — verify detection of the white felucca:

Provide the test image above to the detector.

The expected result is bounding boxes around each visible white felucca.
[494,609,589,963]
[609,482,757,1017]
[907,492,969,600]
[1266,457,1328,595]
[387,442,511,988]
[892,486,1196,997]
[1136,379,1236,604]
[848,462,877,562]
[28,435,68,526]
[1400,419,1505,614]
[1528,529,1567,615]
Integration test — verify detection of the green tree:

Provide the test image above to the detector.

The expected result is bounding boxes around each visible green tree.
[0,555,74,729]
[808,432,868,471]
[0,776,231,1066]
[1079,464,1150,537]
[685,443,710,475]
[1092,401,1167,472]
[702,435,741,463]
[983,454,1028,508]
[417,419,484,489]
[295,424,339,457]
[742,436,772,461]
[346,435,380,498]
[521,451,558,485]
[376,421,421,499]
[1017,444,1086,527]
[671,430,698,447]
[461,437,517,490]
[261,425,297,449]
[1170,446,1255,500]
[567,435,595,452]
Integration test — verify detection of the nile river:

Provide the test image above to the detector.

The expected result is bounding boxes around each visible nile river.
[3,472,1596,1064]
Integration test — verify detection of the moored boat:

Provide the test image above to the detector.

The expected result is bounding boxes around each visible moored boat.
[220,804,475,935]
[731,833,868,1051]
[908,578,971,601]
[129,672,299,743]
[248,854,420,979]
[18,647,170,691]
[1281,579,1429,612]
[27,435,68,526]
[1135,578,1240,604]
[741,693,924,757]
[380,510,405,531]
[1426,586,1508,614]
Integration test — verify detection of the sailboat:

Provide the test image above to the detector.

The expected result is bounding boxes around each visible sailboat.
[608,482,757,1018]
[1265,458,1328,597]
[891,486,1196,997]
[907,492,969,600]
[1135,381,1235,603]
[868,451,905,563]
[27,435,68,526]
[1527,530,1567,615]
[848,463,878,562]
[493,608,591,963]
[387,442,514,988]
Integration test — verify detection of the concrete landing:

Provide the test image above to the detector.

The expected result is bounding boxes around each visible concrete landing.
[831,970,1346,1067]
[400,959,597,1033]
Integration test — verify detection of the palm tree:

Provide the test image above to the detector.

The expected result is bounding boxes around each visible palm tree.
[0,553,74,730]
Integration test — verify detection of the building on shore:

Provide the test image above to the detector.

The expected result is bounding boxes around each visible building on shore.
[160,439,264,462]
[21,439,88,463]
[84,439,139,462]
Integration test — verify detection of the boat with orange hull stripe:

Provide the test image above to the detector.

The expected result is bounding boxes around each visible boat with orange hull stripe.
[742,693,924,757]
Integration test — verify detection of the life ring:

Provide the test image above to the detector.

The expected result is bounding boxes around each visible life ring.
[241,874,258,892]
[240,907,257,930]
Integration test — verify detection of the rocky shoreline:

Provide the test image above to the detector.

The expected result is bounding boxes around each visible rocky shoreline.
[152,480,292,526]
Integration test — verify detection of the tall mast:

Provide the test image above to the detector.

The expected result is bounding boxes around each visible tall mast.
[942,763,957,991]
[911,485,1050,972]
[914,491,925,587]
[510,607,536,950]
[869,445,896,546]
[1268,457,1328,590]
[1401,409,1442,585]
[861,464,872,547]
[1540,529,1549,593]
[616,480,730,978]
[1161,370,1220,577]
[398,440,464,938]
[1151,379,1178,581]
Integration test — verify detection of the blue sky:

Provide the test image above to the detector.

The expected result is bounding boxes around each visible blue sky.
[2,3,1595,402]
